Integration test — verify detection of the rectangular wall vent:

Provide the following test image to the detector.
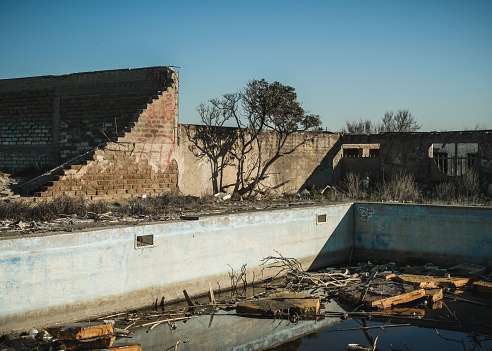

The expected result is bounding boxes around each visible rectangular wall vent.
[317,214,327,224]
[136,234,154,248]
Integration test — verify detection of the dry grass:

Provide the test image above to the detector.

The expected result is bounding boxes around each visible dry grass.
[434,170,483,205]
[372,172,422,203]
[0,192,211,222]
[0,171,489,225]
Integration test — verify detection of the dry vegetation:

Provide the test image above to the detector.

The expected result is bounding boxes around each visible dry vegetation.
[0,171,490,234]
[329,170,490,206]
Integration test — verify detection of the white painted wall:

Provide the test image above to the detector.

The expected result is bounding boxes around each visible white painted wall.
[0,204,353,333]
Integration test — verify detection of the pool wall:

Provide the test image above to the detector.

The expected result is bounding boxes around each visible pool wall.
[0,203,353,333]
[1,202,491,333]
[353,203,492,267]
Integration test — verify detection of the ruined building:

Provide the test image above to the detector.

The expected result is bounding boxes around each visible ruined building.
[0,67,179,200]
[1,67,491,200]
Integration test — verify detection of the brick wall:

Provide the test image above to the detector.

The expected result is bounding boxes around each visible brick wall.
[1,67,180,200]
[0,89,54,145]
[38,147,178,201]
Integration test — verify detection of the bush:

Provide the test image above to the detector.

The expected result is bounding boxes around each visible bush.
[372,172,421,203]
[435,181,456,203]
[457,170,481,202]
[343,172,368,200]
[434,170,482,205]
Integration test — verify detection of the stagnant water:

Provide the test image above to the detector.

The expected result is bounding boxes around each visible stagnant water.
[266,291,492,351]
[267,319,492,351]
[5,290,491,351]
[103,290,492,351]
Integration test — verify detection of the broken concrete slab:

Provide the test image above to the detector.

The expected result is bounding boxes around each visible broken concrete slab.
[46,322,113,340]
[236,292,320,318]
[395,274,470,289]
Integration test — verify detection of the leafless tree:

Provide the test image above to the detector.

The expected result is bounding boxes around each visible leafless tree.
[378,109,421,132]
[184,101,237,194]
[343,119,377,134]
[186,79,322,197]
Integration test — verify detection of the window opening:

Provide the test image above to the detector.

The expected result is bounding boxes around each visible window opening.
[434,152,448,175]
[343,148,362,158]
[467,153,478,169]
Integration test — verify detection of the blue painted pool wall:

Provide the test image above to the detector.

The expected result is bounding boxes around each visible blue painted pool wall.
[353,203,492,266]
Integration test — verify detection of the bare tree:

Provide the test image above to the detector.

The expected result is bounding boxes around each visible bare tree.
[187,79,322,197]
[184,101,237,194]
[378,109,421,132]
[342,119,377,134]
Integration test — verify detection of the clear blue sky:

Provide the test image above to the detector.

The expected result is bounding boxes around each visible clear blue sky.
[1,0,491,132]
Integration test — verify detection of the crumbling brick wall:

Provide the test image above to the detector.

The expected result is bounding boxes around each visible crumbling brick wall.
[1,67,180,200]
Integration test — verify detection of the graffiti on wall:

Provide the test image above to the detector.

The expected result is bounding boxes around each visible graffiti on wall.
[358,207,375,220]
[134,92,176,172]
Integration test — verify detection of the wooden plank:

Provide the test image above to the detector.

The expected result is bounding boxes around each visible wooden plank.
[371,289,425,309]
[47,322,113,341]
[381,307,425,317]
[61,335,116,350]
[472,280,492,295]
[425,288,443,302]
[376,272,396,280]
[108,344,142,351]
[395,274,470,289]
[236,293,320,318]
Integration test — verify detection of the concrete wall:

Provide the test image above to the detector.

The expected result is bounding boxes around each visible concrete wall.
[341,131,492,182]
[0,203,353,333]
[177,126,341,196]
[353,202,492,267]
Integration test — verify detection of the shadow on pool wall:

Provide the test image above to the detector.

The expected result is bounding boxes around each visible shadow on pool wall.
[352,202,492,268]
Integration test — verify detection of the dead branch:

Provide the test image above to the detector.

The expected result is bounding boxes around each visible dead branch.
[261,250,361,295]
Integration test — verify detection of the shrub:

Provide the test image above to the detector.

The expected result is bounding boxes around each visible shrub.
[373,172,421,203]
[456,170,481,202]
[343,172,367,200]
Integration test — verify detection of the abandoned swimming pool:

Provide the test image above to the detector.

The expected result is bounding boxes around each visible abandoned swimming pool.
[1,202,491,339]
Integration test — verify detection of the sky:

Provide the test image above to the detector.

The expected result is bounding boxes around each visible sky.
[1,0,491,132]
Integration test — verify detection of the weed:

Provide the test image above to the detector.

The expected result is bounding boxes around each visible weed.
[372,172,421,203]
